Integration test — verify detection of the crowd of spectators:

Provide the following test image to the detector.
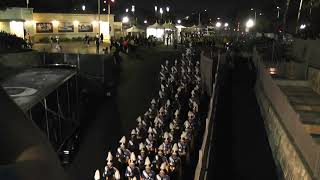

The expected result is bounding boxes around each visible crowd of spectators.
[0,31,29,52]
[181,32,216,49]
[110,35,159,54]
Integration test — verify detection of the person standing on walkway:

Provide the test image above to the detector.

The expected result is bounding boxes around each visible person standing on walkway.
[100,33,104,43]
[95,33,100,53]
[49,36,53,47]
[55,35,62,51]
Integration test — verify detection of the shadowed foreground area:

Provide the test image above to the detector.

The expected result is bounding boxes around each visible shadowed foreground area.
[67,47,181,180]
[209,58,279,179]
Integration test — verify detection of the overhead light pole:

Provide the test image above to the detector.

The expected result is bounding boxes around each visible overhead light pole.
[160,8,163,19]
[251,8,257,23]
[296,0,304,33]
[98,0,101,34]
[131,5,136,25]
[108,0,115,28]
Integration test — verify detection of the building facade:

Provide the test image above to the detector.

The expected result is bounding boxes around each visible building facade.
[0,7,121,42]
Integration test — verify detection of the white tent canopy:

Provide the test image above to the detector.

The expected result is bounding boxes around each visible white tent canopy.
[148,22,163,29]
[147,22,164,39]
[162,22,176,30]
[126,25,145,33]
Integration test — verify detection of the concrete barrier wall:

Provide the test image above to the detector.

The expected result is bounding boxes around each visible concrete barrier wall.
[286,61,306,80]
[308,67,320,95]
[194,53,222,180]
[256,85,313,180]
[291,39,320,68]
[253,51,320,179]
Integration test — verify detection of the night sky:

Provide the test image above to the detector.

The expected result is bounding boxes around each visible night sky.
[1,0,319,27]
[1,0,277,17]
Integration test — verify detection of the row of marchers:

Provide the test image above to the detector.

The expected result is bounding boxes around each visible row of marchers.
[94,49,202,180]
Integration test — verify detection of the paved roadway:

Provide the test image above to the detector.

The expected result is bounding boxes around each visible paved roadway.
[208,58,279,179]
[66,47,181,180]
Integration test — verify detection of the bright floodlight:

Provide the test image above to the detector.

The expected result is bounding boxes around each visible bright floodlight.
[300,24,306,30]
[82,5,86,11]
[126,8,129,13]
[73,20,79,25]
[166,7,170,12]
[103,0,106,3]
[144,20,148,24]
[122,16,129,23]
[155,6,158,12]
[52,20,59,26]
[224,23,229,27]
[111,0,115,2]
[216,22,222,28]
[160,8,163,14]
[246,19,254,28]
[177,19,181,24]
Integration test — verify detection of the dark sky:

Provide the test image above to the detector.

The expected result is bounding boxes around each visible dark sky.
[1,0,276,18]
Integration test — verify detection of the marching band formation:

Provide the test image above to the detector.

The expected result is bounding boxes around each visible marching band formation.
[94,46,204,180]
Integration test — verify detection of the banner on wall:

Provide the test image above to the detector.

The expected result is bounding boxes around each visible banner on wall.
[36,23,53,33]
[78,23,93,32]
[58,22,74,32]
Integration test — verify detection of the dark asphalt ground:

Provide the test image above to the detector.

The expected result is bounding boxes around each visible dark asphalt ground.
[209,58,279,179]
[67,47,181,180]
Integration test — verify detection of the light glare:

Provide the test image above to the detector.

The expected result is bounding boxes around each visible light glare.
[246,19,254,28]
[122,16,129,23]
[216,22,222,28]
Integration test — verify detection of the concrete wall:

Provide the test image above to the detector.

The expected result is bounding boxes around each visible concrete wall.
[0,8,33,36]
[253,50,319,179]
[308,67,320,95]
[285,61,306,80]
[0,7,33,21]
[291,39,320,68]
[256,84,314,180]
[288,39,320,94]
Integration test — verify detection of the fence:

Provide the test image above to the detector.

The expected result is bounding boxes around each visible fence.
[253,49,320,179]
[194,51,222,180]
